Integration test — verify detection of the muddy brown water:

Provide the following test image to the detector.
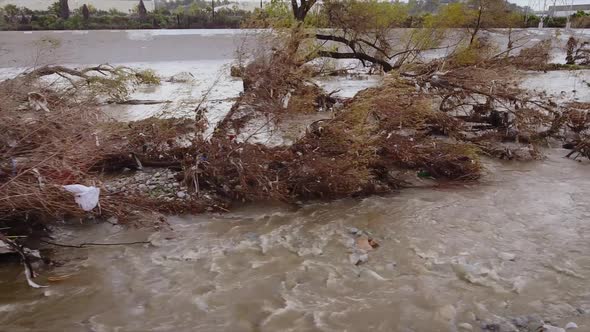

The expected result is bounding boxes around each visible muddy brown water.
[0,150,589,332]
[1,29,590,332]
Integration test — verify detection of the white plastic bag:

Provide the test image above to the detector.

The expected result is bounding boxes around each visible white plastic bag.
[63,184,100,211]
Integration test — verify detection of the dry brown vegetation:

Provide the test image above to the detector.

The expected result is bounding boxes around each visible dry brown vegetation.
[2,32,588,229]
[0,66,181,227]
[566,36,590,66]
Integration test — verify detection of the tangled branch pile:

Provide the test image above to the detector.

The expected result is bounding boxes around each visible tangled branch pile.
[2,30,590,231]
[0,65,170,226]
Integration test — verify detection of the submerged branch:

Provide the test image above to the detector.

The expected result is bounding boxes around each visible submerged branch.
[41,239,151,248]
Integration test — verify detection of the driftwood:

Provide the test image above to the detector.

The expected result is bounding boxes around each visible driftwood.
[0,232,45,288]
[91,153,182,172]
[565,140,590,160]
[107,99,172,105]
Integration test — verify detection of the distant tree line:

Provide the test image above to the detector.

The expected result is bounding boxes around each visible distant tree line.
[0,0,251,30]
[245,0,579,29]
[0,0,582,31]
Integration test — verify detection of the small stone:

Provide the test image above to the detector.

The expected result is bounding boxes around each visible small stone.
[148,185,157,190]
[386,261,397,270]
[481,320,518,332]
[511,316,529,328]
[565,322,578,330]
[358,268,388,281]
[498,252,516,261]
[458,323,473,331]
[167,173,175,179]
[154,172,161,177]
[349,251,369,265]
[542,324,566,332]
[348,227,360,235]
[481,323,501,331]
[138,184,147,191]
[176,191,187,199]
[168,72,195,83]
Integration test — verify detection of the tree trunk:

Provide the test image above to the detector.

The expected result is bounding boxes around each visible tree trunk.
[470,5,483,45]
[291,0,316,22]
[59,0,70,20]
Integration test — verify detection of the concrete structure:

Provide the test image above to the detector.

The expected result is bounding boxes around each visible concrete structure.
[0,0,156,13]
[214,2,261,12]
[547,4,590,17]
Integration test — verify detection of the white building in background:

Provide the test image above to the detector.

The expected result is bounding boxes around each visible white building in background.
[547,4,590,17]
[0,0,156,13]
[214,2,261,12]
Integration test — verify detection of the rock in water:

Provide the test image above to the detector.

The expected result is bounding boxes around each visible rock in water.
[349,251,368,265]
[565,322,578,330]
[542,324,566,332]
[167,72,194,83]
[498,252,516,261]
[458,323,473,331]
[359,268,389,281]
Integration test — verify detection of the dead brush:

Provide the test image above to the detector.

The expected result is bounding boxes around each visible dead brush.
[216,30,338,139]
[197,138,293,202]
[0,83,119,221]
[507,40,551,71]
[565,37,590,66]
[0,66,167,224]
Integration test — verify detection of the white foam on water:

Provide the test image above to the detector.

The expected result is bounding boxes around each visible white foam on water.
[125,29,248,41]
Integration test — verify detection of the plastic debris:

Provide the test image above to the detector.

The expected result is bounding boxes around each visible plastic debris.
[63,184,100,211]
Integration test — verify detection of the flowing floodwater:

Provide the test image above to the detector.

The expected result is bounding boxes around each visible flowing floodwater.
[2,29,590,331]
[0,151,589,332]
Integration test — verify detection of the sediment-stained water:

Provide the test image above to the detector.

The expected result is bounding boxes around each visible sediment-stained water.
[0,151,589,332]
[1,29,590,332]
